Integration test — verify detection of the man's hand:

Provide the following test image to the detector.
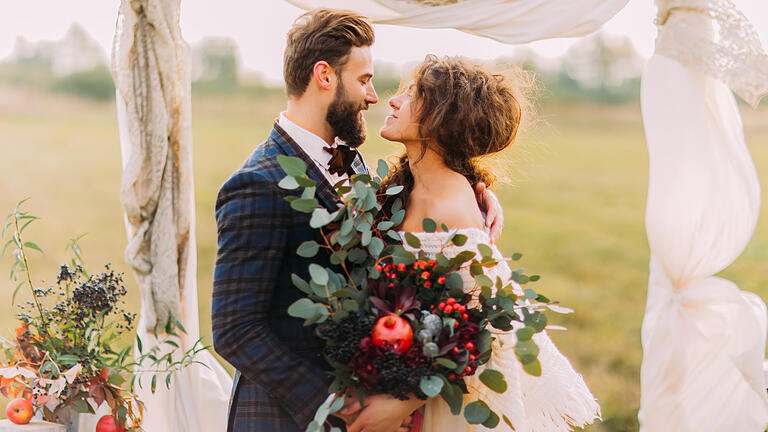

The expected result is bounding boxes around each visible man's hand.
[475,182,504,243]
[331,389,363,424]
[347,394,425,432]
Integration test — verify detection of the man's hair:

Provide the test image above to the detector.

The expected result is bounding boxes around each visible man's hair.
[284,9,374,97]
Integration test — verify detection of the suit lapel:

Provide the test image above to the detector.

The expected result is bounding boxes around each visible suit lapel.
[270,123,340,211]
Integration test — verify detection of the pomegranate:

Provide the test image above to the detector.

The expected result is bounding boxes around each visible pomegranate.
[371,314,413,353]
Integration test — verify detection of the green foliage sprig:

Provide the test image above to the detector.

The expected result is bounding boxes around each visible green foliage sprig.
[1,199,210,430]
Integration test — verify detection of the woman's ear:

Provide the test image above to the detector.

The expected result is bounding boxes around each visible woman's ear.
[312,61,334,91]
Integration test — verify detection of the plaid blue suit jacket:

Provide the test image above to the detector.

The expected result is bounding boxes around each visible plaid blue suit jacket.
[212,123,366,432]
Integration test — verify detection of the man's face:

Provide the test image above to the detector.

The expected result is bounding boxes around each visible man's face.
[326,46,378,148]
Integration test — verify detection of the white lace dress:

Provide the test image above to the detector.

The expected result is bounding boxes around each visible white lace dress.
[404,228,600,432]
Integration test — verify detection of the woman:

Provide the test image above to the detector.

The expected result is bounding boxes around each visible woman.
[347,55,599,432]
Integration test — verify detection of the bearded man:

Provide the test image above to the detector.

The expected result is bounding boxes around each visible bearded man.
[211,8,504,432]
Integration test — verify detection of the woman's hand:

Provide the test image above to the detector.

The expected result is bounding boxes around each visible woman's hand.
[475,182,504,243]
[347,394,425,432]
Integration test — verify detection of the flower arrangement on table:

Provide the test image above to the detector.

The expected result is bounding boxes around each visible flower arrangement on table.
[0,200,208,431]
[277,157,568,431]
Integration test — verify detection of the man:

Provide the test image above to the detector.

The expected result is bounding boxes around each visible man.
[212,9,503,432]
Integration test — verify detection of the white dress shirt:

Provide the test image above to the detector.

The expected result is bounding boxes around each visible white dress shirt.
[277,112,349,187]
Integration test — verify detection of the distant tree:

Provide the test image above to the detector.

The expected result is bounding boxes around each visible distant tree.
[192,38,240,93]
[50,66,115,101]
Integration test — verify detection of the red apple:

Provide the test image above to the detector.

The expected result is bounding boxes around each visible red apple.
[5,398,34,425]
[96,414,126,432]
[372,314,413,353]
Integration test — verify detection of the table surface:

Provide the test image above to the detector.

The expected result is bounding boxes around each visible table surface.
[0,419,66,432]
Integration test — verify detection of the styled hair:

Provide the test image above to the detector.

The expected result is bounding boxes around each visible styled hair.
[283,8,374,97]
[381,55,525,207]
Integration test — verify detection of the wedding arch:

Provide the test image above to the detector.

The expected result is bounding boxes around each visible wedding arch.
[110,0,768,431]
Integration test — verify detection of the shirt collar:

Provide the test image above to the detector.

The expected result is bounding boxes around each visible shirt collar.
[278,111,340,167]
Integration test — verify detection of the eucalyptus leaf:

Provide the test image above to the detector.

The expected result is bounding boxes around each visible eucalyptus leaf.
[523,359,542,376]
[436,358,457,369]
[482,410,500,428]
[291,274,311,294]
[377,159,390,179]
[451,234,468,246]
[309,264,329,285]
[464,400,491,424]
[479,369,507,394]
[287,298,318,319]
[291,198,319,213]
[277,155,307,176]
[404,232,421,248]
[278,176,300,190]
[477,243,492,258]
[297,241,319,258]
[386,185,404,195]
[419,375,443,397]
[390,209,405,225]
[422,218,437,233]
[310,208,333,228]
[369,237,384,258]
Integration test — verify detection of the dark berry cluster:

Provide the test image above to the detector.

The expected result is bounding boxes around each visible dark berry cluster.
[318,312,374,365]
[370,350,430,400]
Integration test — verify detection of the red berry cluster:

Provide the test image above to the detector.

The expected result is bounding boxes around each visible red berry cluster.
[435,297,470,325]
[374,259,445,289]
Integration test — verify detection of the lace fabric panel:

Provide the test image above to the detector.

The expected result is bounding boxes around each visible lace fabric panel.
[655,0,768,108]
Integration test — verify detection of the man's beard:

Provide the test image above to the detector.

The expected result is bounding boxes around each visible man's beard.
[326,81,367,148]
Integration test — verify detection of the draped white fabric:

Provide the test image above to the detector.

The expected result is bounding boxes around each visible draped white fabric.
[284,0,630,44]
[639,5,768,429]
[111,1,232,430]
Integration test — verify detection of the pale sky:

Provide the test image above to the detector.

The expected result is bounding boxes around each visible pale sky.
[1,0,767,84]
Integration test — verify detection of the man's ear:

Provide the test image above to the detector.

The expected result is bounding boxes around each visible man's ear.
[312,61,335,91]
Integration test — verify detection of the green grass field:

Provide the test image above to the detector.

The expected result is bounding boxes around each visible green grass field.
[1,86,766,430]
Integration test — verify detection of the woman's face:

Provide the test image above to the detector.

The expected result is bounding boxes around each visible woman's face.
[379,82,421,143]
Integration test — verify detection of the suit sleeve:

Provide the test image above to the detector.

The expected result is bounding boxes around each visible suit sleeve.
[211,170,330,428]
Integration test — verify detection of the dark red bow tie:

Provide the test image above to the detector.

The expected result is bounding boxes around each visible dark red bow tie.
[324,145,359,177]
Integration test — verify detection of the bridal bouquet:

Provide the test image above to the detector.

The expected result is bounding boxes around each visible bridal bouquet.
[278,157,561,431]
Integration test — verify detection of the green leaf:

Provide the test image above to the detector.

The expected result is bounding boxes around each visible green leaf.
[386,185,404,195]
[310,208,333,228]
[288,298,320,319]
[12,281,24,304]
[377,221,395,231]
[439,379,463,415]
[422,218,437,233]
[330,251,348,265]
[377,159,390,179]
[451,234,468,246]
[436,358,457,369]
[151,374,158,393]
[477,244,492,258]
[503,414,514,429]
[387,230,401,242]
[291,198,319,213]
[464,400,491,424]
[474,274,492,288]
[309,264,329,285]
[342,299,359,311]
[291,274,311,295]
[404,232,421,248]
[512,252,522,261]
[479,369,507,394]
[419,375,443,397]
[515,340,540,360]
[72,399,92,414]
[526,311,547,332]
[482,410,500,428]
[348,248,368,264]
[523,359,542,376]
[444,273,463,290]
[278,176,300,190]
[277,155,307,176]
[369,237,384,258]
[529,274,540,282]
[297,241,319,258]
[517,327,534,341]
[166,373,172,389]
[390,209,405,225]
[296,176,316,188]
[361,229,372,246]
[451,250,475,266]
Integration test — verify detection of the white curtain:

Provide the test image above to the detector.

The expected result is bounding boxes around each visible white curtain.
[639,1,768,430]
[284,0,630,44]
[111,1,232,431]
